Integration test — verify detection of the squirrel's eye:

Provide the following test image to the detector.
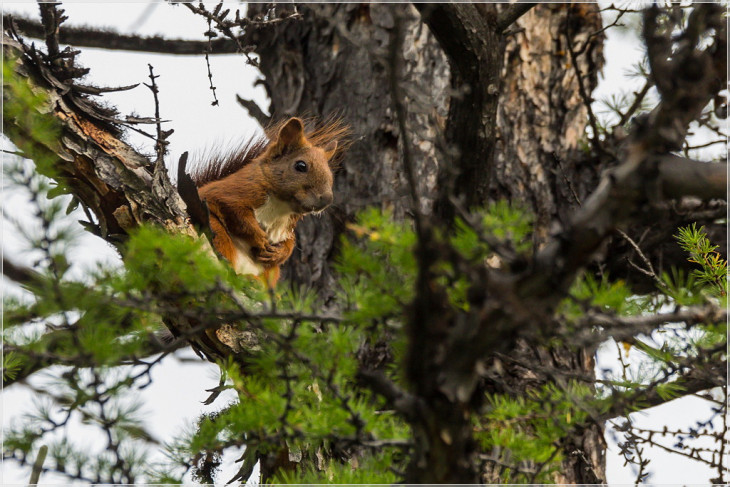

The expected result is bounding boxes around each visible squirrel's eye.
[294,160,308,173]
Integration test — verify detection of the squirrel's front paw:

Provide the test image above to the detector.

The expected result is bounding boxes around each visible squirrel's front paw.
[255,242,286,265]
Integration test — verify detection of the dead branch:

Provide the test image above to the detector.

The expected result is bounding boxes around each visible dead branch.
[4,13,238,55]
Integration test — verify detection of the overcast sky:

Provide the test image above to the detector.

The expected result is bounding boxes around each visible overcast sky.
[1,2,725,485]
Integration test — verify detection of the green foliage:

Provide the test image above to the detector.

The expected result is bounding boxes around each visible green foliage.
[2,163,262,482]
[444,202,533,311]
[599,224,727,402]
[180,303,411,482]
[4,140,726,485]
[630,224,729,365]
[659,267,706,307]
[336,207,417,322]
[272,448,400,484]
[631,225,729,367]
[575,274,643,315]
[2,351,24,382]
[674,223,727,301]
[560,273,646,321]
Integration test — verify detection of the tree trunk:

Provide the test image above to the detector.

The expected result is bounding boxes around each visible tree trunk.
[248,2,607,482]
[248,3,449,302]
[494,3,604,240]
[490,4,606,483]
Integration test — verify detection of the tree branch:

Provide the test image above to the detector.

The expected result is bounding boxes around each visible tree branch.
[37,4,62,58]
[642,4,727,151]
[601,361,726,421]
[3,258,187,387]
[356,369,419,421]
[236,95,271,127]
[2,256,44,288]
[5,13,239,55]
[656,155,727,200]
[496,2,536,33]
[572,305,727,346]
[3,330,184,387]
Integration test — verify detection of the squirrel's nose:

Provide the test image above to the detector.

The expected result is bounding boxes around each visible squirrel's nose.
[318,192,333,209]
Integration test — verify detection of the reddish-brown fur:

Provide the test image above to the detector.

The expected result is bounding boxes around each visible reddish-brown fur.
[193,117,348,286]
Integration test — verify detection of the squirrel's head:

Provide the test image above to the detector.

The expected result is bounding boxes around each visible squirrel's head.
[260,118,338,214]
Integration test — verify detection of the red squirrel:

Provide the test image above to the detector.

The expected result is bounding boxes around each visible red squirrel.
[192,117,347,286]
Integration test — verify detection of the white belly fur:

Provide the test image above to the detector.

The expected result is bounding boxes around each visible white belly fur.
[254,196,294,244]
[232,196,293,276]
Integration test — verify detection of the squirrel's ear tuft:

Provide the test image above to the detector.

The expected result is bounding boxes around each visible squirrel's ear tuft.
[324,140,338,160]
[271,118,307,156]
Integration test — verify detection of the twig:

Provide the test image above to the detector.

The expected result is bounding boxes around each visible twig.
[553,152,582,206]
[28,444,48,486]
[616,80,653,128]
[684,139,726,151]
[236,95,271,127]
[37,3,62,58]
[183,2,257,66]
[715,384,728,483]
[616,228,662,285]
[203,17,220,106]
[565,29,603,155]
[528,444,560,483]
[143,64,169,166]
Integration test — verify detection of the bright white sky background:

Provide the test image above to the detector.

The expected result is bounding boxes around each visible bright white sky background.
[1,1,726,485]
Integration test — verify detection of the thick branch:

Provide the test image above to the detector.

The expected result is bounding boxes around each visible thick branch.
[527,5,727,304]
[530,147,727,302]
[5,14,239,55]
[656,155,727,200]
[572,305,728,346]
[642,4,727,151]
[496,2,536,32]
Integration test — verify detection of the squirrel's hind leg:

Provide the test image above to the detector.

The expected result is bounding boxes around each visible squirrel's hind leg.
[208,213,238,268]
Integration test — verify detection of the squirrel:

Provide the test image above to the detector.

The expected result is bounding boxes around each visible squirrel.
[192,117,348,286]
